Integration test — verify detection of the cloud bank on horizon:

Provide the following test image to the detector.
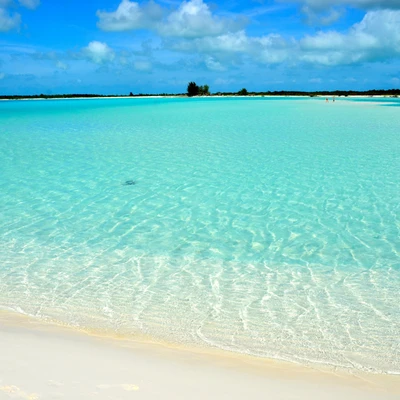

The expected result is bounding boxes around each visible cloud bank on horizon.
[0,0,399,94]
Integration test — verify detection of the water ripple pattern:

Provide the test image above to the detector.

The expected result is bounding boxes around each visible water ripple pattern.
[0,97,399,374]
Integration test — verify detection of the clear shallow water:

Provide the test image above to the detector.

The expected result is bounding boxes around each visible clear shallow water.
[0,97,399,373]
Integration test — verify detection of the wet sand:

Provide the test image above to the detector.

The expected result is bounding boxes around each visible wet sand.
[0,311,399,400]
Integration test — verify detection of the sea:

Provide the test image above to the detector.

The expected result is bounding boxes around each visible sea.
[0,96,399,374]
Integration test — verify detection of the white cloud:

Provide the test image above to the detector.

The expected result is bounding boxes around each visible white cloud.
[300,10,400,65]
[97,0,245,38]
[158,0,245,38]
[18,0,40,10]
[166,8,400,68]
[97,0,163,31]
[205,56,225,71]
[83,41,115,64]
[197,30,249,52]
[0,7,21,31]
[170,31,292,65]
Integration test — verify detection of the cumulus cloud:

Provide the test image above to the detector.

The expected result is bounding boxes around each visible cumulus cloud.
[300,9,400,65]
[18,0,40,10]
[83,41,115,64]
[97,0,163,31]
[170,30,293,65]
[185,30,250,53]
[158,0,245,38]
[97,0,245,38]
[166,8,400,68]
[0,7,21,31]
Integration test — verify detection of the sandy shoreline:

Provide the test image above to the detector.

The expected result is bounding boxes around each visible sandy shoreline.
[0,94,398,101]
[0,310,399,400]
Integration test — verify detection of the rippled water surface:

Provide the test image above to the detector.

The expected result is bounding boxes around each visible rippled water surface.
[0,97,399,373]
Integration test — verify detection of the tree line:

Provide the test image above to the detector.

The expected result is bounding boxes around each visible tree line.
[186,82,251,97]
[1,88,399,100]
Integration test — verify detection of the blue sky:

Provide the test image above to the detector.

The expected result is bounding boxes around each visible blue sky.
[0,0,399,94]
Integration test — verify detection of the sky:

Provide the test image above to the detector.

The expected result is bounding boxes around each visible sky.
[0,0,399,94]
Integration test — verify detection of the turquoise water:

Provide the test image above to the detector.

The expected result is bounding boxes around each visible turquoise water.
[0,97,399,373]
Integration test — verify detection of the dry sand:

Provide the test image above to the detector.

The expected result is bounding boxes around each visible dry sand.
[0,311,399,400]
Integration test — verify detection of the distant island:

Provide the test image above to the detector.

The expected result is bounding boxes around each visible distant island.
[1,87,399,100]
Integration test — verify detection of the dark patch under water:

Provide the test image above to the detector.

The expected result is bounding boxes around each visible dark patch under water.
[123,180,136,186]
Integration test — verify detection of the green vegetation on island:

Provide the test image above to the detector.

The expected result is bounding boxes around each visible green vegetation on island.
[187,82,210,97]
[1,88,399,100]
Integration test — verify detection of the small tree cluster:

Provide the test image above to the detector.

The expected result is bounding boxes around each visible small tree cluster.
[199,84,209,95]
[187,82,198,96]
[238,88,248,95]
[187,82,210,97]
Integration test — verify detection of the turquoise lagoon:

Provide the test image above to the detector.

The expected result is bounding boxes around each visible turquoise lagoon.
[0,97,399,373]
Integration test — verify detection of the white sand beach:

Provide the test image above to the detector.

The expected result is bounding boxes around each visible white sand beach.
[0,311,399,400]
